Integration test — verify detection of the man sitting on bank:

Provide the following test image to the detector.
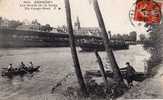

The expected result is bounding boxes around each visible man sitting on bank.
[125,62,136,88]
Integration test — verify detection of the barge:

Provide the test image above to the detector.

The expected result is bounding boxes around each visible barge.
[79,40,129,52]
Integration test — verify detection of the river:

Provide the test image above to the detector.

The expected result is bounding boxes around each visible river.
[0,45,150,100]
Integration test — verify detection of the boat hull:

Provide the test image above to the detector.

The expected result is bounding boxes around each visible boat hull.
[1,66,40,77]
[79,42,129,52]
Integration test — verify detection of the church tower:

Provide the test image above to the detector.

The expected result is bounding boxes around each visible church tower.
[74,16,81,30]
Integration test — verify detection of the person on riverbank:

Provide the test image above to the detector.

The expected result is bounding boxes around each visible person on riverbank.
[125,62,136,88]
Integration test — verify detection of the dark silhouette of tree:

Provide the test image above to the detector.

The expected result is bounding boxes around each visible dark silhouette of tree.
[111,34,117,40]
[139,34,146,41]
[116,34,123,40]
[112,34,130,41]
[129,31,137,41]
[56,25,68,32]
[40,24,53,32]
[0,17,2,25]
[122,34,130,41]
[0,17,2,20]
[149,31,159,41]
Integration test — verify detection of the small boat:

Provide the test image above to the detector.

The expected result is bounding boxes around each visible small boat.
[1,66,40,77]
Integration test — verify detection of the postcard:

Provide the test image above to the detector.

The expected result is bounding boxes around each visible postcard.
[0,0,162,100]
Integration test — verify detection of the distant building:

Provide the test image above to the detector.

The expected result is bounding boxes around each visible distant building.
[31,19,41,31]
[16,19,41,31]
[16,25,34,31]
[73,17,101,36]
[0,18,10,28]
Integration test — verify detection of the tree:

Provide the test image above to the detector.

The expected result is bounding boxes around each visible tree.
[139,34,146,41]
[122,34,130,41]
[40,24,53,32]
[0,17,2,26]
[149,31,159,41]
[111,34,117,40]
[56,25,67,32]
[129,31,137,41]
[117,34,123,40]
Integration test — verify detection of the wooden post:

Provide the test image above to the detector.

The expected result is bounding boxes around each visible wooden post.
[144,59,148,76]
[92,0,124,83]
[64,0,88,95]
[95,51,109,92]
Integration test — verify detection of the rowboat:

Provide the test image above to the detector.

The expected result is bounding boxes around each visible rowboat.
[1,66,40,77]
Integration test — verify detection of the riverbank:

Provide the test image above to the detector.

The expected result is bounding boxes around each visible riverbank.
[118,63,163,99]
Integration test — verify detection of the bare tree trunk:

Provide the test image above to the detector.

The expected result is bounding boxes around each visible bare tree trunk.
[92,0,124,83]
[64,0,88,96]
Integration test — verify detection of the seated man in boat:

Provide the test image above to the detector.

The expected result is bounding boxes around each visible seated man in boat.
[125,62,136,88]
[8,64,13,72]
[28,61,34,69]
[19,61,26,70]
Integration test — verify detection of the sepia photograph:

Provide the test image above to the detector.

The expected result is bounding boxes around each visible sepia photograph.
[0,0,163,99]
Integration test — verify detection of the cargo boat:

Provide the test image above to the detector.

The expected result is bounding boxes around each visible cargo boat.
[79,40,129,52]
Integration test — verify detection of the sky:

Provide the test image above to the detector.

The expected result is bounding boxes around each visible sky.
[0,0,148,34]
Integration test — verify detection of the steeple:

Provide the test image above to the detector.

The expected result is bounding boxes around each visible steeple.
[74,16,80,30]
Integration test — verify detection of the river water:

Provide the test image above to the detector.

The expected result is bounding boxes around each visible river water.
[0,45,150,100]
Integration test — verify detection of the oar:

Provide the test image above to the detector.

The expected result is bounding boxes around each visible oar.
[1,68,8,70]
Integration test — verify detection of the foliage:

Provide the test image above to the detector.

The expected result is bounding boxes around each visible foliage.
[139,34,146,41]
[40,24,53,32]
[149,31,159,41]
[0,17,2,22]
[129,31,137,41]
[111,31,137,41]
[57,25,67,32]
